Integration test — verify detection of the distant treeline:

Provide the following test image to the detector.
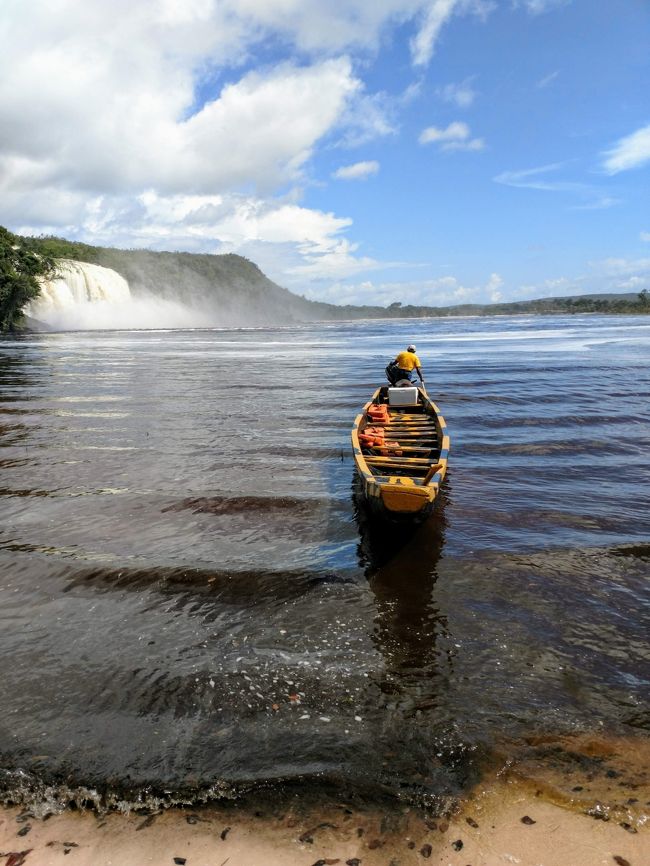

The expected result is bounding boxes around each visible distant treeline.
[2,228,649,332]
[372,292,650,317]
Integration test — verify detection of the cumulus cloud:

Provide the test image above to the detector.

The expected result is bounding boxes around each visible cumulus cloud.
[0,0,591,307]
[602,124,650,174]
[15,189,383,287]
[0,52,359,198]
[486,272,504,302]
[419,121,485,150]
[3,0,489,295]
[332,161,380,180]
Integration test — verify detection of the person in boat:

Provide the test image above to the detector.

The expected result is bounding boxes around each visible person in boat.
[386,344,425,387]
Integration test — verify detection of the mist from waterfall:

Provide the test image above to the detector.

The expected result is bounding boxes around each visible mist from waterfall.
[29,259,212,331]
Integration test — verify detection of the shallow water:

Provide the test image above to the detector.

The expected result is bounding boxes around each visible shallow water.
[0,315,648,809]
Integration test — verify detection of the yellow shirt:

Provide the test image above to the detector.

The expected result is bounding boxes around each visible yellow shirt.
[394,350,421,371]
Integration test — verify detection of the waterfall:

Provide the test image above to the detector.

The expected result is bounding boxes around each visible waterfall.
[35,260,132,308]
[28,259,207,331]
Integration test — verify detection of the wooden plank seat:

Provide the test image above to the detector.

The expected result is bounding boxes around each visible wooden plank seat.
[366,444,433,453]
[365,455,433,465]
[365,460,430,472]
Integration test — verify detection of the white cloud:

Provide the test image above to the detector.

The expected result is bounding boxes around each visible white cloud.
[332,161,380,180]
[495,163,619,209]
[536,69,560,89]
[580,257,650,293]
[486,272,504,302]
[411,0,460,66]
[14,189,396,290]
[224,0,421,55]
[594,257,650,277]
[309,270,504,306]
[516,257,650,301]
[410,0,494,67]
[437,79,477,108]
[286,240,386,281]
[4,1,460,204]
[641,231,650,243]
[419,121,485,151]
[3,0,467,296]
[495,162,568,189]
[602,124,650,174]
[335,90,398,147]
[514,0,571,14]
[616,275,647,289]
[0,53,359,199]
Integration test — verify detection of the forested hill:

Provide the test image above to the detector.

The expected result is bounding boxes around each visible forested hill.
[24,235,339,324]
[18,234,650,323]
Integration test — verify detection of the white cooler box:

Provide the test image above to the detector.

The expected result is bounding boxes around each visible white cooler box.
[388,386,419,407]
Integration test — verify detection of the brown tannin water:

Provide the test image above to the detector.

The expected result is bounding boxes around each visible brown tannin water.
[0,315,648,812]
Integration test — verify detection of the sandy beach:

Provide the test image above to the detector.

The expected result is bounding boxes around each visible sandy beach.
[1,734,647,866]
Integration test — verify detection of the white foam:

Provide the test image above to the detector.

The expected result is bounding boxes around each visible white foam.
[28,259,212,331]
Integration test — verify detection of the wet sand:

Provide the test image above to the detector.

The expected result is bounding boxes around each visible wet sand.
[1,735,647,866]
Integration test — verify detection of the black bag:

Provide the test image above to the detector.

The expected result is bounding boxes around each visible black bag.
[385,361,399,384]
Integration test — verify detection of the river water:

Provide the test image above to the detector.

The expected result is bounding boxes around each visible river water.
[0,315,648,811]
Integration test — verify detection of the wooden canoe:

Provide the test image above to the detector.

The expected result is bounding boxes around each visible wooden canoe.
[351,386,450,520]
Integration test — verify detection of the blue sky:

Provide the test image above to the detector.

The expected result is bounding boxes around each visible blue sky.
[1,0,649,306]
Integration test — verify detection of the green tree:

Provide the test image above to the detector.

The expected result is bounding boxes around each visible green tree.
[0,226,57,331]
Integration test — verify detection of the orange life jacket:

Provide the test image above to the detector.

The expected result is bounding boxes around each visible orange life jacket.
[367,404,389,423]
[359,425,386,447]
[359,426,402,455]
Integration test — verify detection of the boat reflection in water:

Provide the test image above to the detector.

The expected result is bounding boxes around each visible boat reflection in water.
[352,478,474,803]
[354,475,453,721]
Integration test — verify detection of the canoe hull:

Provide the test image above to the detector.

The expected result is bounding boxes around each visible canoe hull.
[351,386,449,523]
[354,467,439,522]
